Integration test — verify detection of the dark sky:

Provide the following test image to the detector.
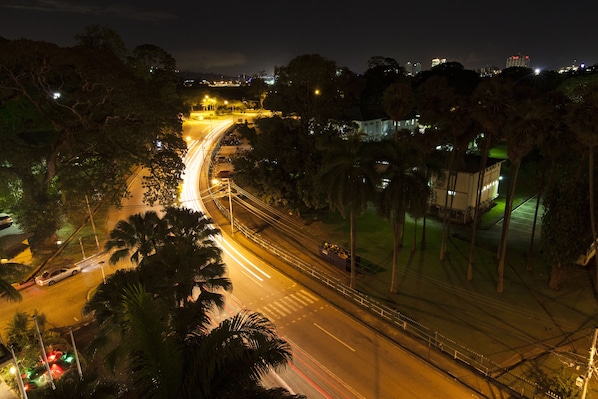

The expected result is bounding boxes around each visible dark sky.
[1,0,596,76]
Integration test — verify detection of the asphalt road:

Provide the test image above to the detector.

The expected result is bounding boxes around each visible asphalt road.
[183,115,481,398]
[0,115,483,398]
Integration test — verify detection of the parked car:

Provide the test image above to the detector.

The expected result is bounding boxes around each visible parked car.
[0,213,12,229]
[35,265,81,286]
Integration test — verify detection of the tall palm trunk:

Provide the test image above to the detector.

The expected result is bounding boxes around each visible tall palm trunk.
[421,166,430,250]
[421,215,427,250]
[589,146,598,287]
[412,218,418,253]
[440,150,458,261]
[497,159,521,293]
[389,217,403,294]
[467,139,490,280]
[349,210,356,289]
[527,166,546,271]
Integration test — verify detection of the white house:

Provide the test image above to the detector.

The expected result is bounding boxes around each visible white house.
[429,154,504,223]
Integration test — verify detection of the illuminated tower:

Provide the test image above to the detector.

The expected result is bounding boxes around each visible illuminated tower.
[506,54,530,68]
[431,58,447,68]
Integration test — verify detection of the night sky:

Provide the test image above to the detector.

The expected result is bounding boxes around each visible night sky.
[1,0,596,76]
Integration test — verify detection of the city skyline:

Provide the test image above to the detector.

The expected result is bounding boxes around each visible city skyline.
[1,0,596,76]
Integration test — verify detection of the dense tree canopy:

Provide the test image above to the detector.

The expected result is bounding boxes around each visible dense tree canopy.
[0,32,186,245]
[235,52,598,289]
[82,208,299,399]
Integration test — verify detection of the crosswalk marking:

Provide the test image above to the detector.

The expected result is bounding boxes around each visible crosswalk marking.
[270,301,292,316]
[262,304,286,318]
[279,296,301,312]
[298,289,319,303]
[290,293,309,306]
[256,290,320,322]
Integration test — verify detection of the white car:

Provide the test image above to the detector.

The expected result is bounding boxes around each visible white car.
[0,214,12,229]
[35,265,81,286]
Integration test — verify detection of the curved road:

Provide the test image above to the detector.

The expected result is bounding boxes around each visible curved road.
[0,115,481,399]
[182,115,480,398]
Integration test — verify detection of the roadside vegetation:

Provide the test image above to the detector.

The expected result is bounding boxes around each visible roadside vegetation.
[2,25,598,399]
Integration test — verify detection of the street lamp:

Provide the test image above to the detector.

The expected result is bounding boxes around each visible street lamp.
[85,195,100,250]
[33,315,55,390]
[227,178,233,235]
[211,178,234,235]
[9,346,28,399]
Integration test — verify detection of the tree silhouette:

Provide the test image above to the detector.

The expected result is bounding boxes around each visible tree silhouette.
[318,133,378,288]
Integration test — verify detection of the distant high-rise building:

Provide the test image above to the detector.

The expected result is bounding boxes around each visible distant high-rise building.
[405,61,422,76]
[479,65,501,77]
[431,58,447,68]
[506,54,530,68]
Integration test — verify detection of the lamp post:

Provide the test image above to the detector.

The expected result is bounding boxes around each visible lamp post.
[581,328,598,399]
[33,316,55,390]
[211,178,234,235]
[85,195,100,250]
[228,178,234,235]
[69,328,83,379]
[9,346,28,399]
[78,237,86,260]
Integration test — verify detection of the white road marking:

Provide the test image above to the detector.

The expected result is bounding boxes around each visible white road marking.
[314,323,356,352]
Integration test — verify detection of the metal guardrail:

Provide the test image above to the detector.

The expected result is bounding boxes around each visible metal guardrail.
[206,131,561,399]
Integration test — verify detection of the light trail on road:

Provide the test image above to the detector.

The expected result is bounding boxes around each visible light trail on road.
[180,118,481,399]
[181,119,363,398]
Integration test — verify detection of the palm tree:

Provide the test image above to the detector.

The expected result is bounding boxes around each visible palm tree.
[85,280,294,399]
[116,283,184,399]
[566,79,598,287]
[0,276,21,302]
[370,138,429,293]
[382,81,415,139]
[318,133,378,289]
[137,238,231,323]
[415,75,479,261]
[181,311,293,399]
[90,207,232,337]
[104,210,164,265]
[496,90,548,292]
[162,205,220,245]
[467,77,511,280]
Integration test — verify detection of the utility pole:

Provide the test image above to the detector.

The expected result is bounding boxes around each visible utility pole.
[581,327,598,399]
[69,328,83,379]
[33,316,55,390]
[228,179,234,235]
[85,195,100,249]
[10,345,28,399]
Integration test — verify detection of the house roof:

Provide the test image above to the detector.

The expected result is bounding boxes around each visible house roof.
[435,151,505,173]
[0,232,33,258]
[345,105,389,122]
[460,154,504,173]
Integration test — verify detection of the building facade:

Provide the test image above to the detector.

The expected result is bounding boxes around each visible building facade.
[506,54,531,68]
[431,58,447,68]
[405,61,422,76]
[429,154,504,224]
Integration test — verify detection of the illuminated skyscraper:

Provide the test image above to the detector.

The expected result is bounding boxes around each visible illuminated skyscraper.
[431,58,447,68]
[405,61,422,75]
[506,54,530,68]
